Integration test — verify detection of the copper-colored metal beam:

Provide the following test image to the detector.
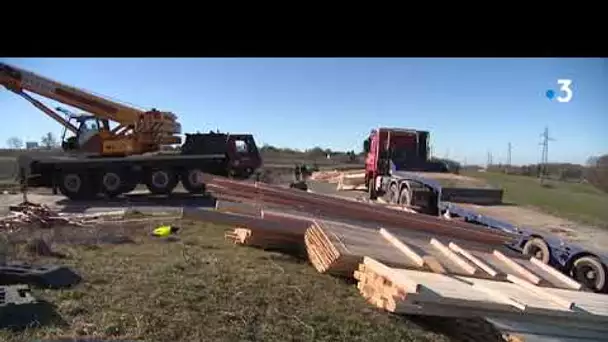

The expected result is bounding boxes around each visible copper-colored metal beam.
[201,174,515,245]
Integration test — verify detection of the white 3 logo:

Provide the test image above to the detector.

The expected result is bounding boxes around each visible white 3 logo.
[556,79,573,103]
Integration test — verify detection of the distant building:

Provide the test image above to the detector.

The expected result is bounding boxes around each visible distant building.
[26,141,39,149]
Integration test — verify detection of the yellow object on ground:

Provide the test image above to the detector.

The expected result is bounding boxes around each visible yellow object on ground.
[152,225,179,237]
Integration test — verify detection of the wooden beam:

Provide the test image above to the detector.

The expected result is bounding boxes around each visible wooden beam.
[529,257,583,291]
[422,255,447,274]
[379,228,425,267]
[362,256,420,293]
[430,238,477,275]
[506,274,575,310]
[448,242,498,277]
[470,281,528,311]
[493,250,542,285]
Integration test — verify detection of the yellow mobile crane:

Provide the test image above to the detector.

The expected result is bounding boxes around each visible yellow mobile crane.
[0,63,181,156]
[0,63,262,199]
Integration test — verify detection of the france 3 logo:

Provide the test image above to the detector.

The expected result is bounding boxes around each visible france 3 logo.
[545,79,573,103]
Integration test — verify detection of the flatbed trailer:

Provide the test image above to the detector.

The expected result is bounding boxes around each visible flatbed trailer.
[376,170,608,293]
[362,127,607,293]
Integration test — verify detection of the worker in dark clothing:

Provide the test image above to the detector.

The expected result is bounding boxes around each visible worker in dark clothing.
[300,164,309,180]
[294,163,302,182]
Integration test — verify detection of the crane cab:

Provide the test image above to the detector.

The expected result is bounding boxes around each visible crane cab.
[61,114,110,153]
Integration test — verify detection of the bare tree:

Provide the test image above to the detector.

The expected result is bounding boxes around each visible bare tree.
[40,132,58,149]
[585,154,608,193]
[6,137,23,149]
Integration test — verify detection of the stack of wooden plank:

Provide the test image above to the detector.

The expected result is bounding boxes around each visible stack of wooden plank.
[191,200,312,253]
[305,220,584,290]
[336,171,366,191]
[310,170,342,183]
[355,257,608,340]
[310,169,365,183]
[224,225,304,252]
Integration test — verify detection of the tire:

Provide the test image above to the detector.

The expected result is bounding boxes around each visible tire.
[571,256,607,293]
[398,187,412,207]
[58,171,93,200]
[145,168,178,195]
[181,168,206,194]
[522,238,551,264]
[100,170,125,198]
[388,184,399,204]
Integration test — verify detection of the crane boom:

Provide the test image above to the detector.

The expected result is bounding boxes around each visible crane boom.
[0,62,182,155]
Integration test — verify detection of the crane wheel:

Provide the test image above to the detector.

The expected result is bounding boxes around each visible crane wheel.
[181,168,206,194]
[100,170,125,198]
[522,237,551,264]
[571,256,607,293]
[145,169,178,195]
[58,171,93,200]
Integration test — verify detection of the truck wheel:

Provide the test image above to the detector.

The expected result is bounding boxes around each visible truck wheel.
[571,256,607,293]
[58,172,92,200]
[100,170,125,198]
[398,188,412,207]
[388,184,399,204]
[368,178,377,200]
[522,238,551,264]
[181,168,206,194]
[145,169,178,195]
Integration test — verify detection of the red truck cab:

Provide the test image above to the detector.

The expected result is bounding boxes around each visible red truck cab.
[364,127,446,199]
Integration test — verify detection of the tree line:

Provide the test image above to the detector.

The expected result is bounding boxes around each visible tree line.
[259,144,360,162]
[6,132,60,150]
[464,154,608,193]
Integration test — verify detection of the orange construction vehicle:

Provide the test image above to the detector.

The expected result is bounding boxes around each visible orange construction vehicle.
[0,62,262,199]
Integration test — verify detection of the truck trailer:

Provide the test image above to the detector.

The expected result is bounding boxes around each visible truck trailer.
[363,127,608,293]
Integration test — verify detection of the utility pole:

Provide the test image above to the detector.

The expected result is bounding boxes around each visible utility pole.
[506,142,512,173]
[507,142,512,167]
[539,126,555,184]
[487,151,493,169]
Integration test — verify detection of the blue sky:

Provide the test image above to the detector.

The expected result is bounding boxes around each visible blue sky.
[0,58,606,165]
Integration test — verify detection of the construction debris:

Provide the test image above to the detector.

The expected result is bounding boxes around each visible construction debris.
[0,202,125,231]
[0,263,82,289]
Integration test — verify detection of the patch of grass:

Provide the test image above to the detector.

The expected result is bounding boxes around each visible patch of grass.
[0,220,507,342]
[464,171,608,229]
